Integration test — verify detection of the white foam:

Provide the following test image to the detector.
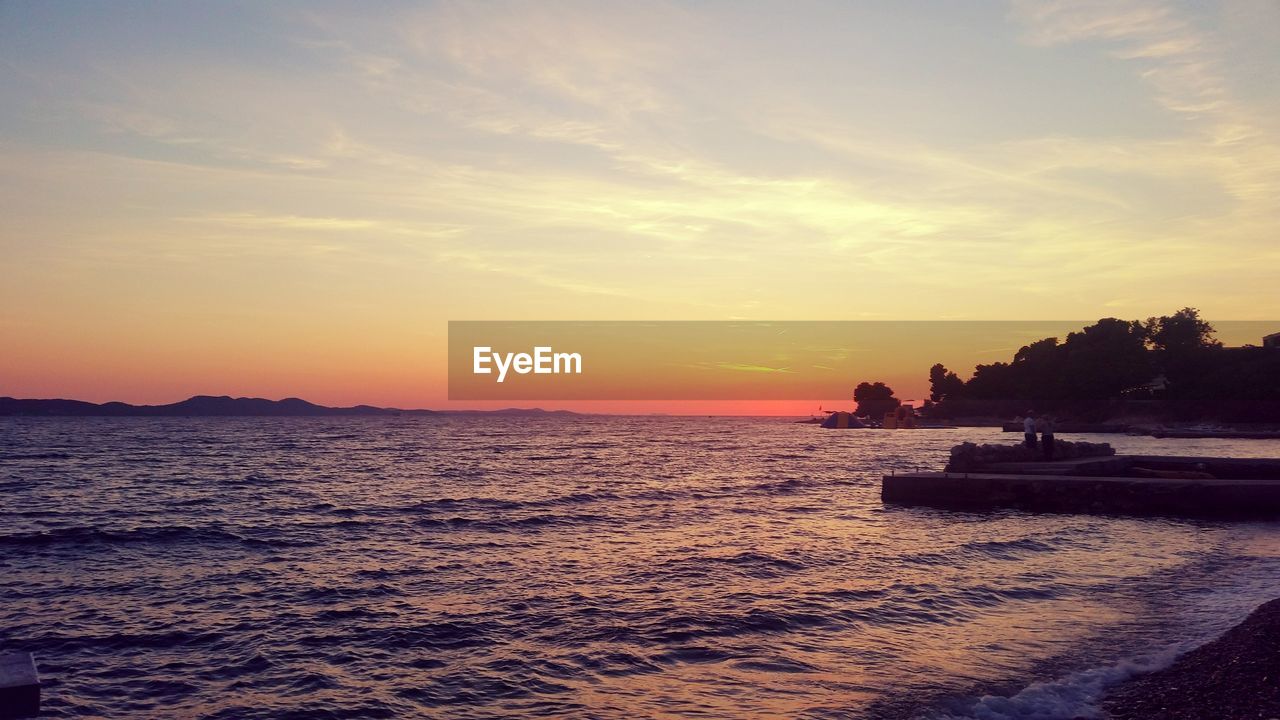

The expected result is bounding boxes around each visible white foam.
[935,642,1191,720]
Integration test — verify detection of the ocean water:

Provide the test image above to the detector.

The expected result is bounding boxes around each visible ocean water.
[2,416,1279,720]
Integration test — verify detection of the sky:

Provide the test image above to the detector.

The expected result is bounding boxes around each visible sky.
[2,1,1278,412]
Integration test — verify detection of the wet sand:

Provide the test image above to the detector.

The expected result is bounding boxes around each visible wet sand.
[1102,598,1280,719]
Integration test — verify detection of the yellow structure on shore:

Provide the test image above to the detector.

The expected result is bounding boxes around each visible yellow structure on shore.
[883,405,917,429]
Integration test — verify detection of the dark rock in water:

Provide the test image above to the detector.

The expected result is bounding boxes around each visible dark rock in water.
[945,441,1115,472]
[1102,598,1280,720]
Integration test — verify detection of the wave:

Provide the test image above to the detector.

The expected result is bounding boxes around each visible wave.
[578,651,665,677]
[745,477,808,495]
[335,477,832,522]
[0,524,306,549]
[358,620,501,652]
[594,607,836,646]
[414,513,609,532]
[933,644,1187,720]
[714,550,809,572]
[197,652,272,682]
[411,491,620,512]
[731,656,820,673]
[41,629,227,654]
[651,550,812,580]
[902,538,1059,566]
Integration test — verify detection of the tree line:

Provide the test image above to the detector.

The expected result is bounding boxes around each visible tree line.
[851,309,1280,422]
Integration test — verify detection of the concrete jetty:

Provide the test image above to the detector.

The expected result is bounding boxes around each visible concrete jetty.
[1001,421,1129,434]
[882,455,1280,517]
[0,652,39,719]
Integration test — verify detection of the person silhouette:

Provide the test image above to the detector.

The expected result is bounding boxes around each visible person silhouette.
[1039,416,1056,460]
[1023,412,1037,450]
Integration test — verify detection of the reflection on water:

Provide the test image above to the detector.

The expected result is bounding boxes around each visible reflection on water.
[1,417,1279,719]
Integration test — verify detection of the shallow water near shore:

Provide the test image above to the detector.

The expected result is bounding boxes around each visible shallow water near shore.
[2,416,1279,719]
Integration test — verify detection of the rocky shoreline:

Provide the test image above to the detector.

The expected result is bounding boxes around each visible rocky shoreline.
[1100,597,1280,719]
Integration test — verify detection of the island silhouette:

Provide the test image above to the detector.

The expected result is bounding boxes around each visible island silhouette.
[0,395,577,417]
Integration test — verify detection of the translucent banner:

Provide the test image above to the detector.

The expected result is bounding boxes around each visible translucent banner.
[447,320,1277,400]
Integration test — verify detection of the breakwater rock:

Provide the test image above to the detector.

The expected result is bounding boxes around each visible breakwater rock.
[946,441,1115,473]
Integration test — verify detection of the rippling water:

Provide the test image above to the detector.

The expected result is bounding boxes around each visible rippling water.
[2,416,1279,719]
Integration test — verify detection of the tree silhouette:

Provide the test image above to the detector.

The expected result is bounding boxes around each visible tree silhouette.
[1145,307,1221,403]
[921,308,1279,422]
[854,381,900,418]
[1146,307,1219,356]
[928,363,965,402]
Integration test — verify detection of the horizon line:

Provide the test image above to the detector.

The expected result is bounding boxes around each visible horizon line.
[0,394,851,418]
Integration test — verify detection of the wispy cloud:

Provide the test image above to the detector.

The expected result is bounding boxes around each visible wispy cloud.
[713,362,795,374]
[2,0,1278,331]
[1009,0,1279,208]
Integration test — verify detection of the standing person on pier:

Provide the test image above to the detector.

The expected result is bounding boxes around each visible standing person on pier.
[1023,412,1037,450]
[1039,416,1056,461]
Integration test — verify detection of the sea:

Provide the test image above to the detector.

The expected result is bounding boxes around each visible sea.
[2,416,1279,719]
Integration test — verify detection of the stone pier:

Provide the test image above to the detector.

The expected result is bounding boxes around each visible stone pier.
[0,652,39,719]
[882,455,1280,517]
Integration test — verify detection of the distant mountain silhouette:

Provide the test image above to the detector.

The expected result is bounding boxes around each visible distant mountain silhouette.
[447,407,580,416]
[0,395,578,417]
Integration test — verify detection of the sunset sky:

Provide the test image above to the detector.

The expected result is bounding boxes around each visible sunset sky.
[2,1,1278,412]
